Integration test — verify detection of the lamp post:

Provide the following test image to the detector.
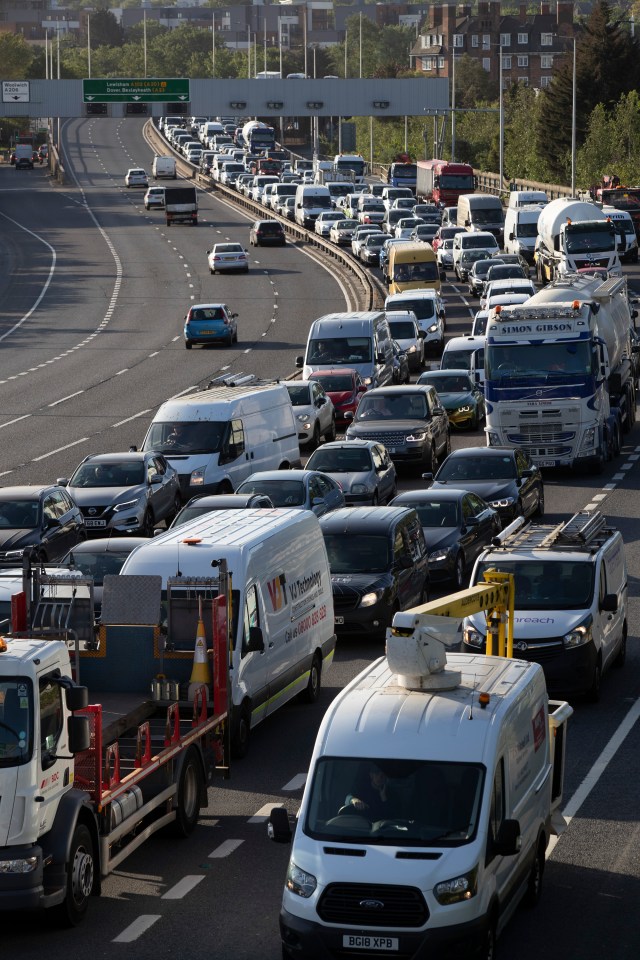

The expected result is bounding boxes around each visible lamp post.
[278,18,283,78]
[212,12,215,78]
[87,14,91,79]
[451,50,456,162]
[143,10,147,79]
[499,44,504,192]
[570,37,576,196]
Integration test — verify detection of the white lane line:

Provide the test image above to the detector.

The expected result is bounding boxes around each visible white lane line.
[170,385,198,399]
[548,695,640,858]
[282,773,307,792]
[628,454,639,461]
[112,915,162,943]
[208,839,244,859]
[0,213,57,343]
[116,368,129,376]
[0,414,31,430]
[149,351,159,358]
[161,875,205,900]
[112,409,152,428]
[48,391,84,407]
[248,802,283,824]
[583,503,598,511]
[612,473,625,480]
[602,483,617,491]
[621,463,633,471]
[591,493,608,502]
[0,471,14,478]
[33,438,88,461]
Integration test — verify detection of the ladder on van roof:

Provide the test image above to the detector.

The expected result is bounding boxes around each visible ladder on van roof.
[497,510,613,554]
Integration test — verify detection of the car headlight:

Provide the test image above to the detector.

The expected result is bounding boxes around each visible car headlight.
[429,548,451,562]
[362,377,372,386]
[406,432,427,443]
[113,498,140,512]
[456,405,472,414]
[563,616,593,649]
[297,414,311,425]
[190,469,205,487]
[427,323,438,333]
[351,483,371,495]
[434,867,478,905]
[488,496,515,509]
[463,624,485,648]
[360,589,383,608]
[407,345,417,354]
[286,860,317,898]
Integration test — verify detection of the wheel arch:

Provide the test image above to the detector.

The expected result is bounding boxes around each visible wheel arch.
[42,789,101,896]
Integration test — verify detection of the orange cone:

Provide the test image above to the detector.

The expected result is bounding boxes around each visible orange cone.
[189,598,211,699]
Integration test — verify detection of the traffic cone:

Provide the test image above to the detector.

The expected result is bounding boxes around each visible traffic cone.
[189,598,212,700]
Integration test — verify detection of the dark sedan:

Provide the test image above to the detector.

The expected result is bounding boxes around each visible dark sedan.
[425,447,544,524]
[249,219,286,246]
[168,493,274,529]
[390,488,501,588]
[59,537,147,615]
[0,485,85,562]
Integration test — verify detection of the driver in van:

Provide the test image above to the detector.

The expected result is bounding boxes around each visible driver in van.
[345,763,392,820]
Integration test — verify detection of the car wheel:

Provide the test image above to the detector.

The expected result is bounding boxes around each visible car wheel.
[453,552,466,590]
[470,410,478,430]
[233,329,238,344]
[142,508,154,537]
[209,267,214,275]
[325,417,336,442]
[386,483,397,504]
[185,340,192,350]
[441,431,451,461]
[230,700,252,758]
[168,494,182,522]
[427,442,437,473]
[226,334,233,347]
[309,423,321,450]
[372,490,379,506]
[533,486,545,518]
[479,917,497,960]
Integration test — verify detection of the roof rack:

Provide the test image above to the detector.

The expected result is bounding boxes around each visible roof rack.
[494,510,613,554]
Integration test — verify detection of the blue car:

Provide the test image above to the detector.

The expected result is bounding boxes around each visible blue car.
[184,302,238,349]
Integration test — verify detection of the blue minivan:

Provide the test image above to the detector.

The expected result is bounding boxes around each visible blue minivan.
[183,302,238,349]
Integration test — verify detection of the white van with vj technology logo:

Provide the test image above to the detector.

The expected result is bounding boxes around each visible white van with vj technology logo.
[121,508,335,757]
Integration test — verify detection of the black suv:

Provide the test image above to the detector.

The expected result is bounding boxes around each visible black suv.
[0,484,85,562]
[345,384,450,473]
[320,506,430,642]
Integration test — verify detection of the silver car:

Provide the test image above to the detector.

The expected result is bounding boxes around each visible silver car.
[306,440,397,506]
[59,452,182,537]
[286,380,336,449]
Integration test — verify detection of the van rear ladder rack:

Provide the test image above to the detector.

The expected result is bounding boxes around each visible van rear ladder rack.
[497,510,613,553]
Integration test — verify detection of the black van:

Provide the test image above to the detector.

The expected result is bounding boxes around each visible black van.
[319,506,429,642]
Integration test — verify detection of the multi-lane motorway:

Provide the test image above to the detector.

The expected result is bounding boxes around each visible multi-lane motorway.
[1,119,639,958]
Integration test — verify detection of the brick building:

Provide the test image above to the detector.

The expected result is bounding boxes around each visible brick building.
[410,1,578,90]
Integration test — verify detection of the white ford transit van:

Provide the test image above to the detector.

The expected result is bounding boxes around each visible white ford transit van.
[140,379,301,499]
[270,608,572,958]
[121,508,335,756]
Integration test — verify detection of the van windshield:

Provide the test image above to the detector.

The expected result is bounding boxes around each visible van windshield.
[307,338,372,364]
[304,757,484,847]
[388,298,435,321]
[323,534,391,573]
[441,348,483,371]
[393,261,438,283]
[475,560,595,610]
[143,421,226,455]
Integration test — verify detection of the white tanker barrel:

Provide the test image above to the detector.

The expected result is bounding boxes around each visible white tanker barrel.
[537,197,607,251]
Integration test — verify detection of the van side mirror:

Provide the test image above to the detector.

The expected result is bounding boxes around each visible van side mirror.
[509,232,515,241]
[465,218,471,227]
[67,715,90,754]
[268,806,293,844]
[493,819,521,856]
[245,625,265,653]
[295,356,304,368]
[601,593,618,613]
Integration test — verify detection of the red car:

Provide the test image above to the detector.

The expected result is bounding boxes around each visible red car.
[307,368,367,427]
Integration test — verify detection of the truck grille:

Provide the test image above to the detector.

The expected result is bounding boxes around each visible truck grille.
[507,423,574,443]
[317,883,428,928]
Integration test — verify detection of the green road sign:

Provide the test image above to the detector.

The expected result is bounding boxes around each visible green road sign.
[83,78,190,104]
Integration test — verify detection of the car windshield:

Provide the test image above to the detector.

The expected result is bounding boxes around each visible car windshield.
[389,321,416,339]
[323,534,390,573]
[308,338,372,364]
[0,500,39,528]
[405,499,460,527]
[304,757,484,847]
[336,220,358,230]
[237,480,304,507]
[461,250,490,264]
[487,266,524,280]
[60,549,131,583]
[0,679,34,768]
[475,560,595,610]
[437,455,515,481]
[485,342,593,381]
[311,374,353,392]
[70,462,145,487]
[308,448,372,472]
[143,421,226,455]
[421,375,472,393]
[356,394,428,420]
[473,261,496,278]
[286,384,312,405]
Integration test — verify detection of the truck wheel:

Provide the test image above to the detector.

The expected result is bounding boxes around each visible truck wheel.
[300,653,322,704]
[172,747,203,837]
[524,839,546,907]
[57,824,94,926]
[230,701,251,759]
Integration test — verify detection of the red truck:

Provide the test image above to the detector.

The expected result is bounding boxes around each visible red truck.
[416,159,476,206]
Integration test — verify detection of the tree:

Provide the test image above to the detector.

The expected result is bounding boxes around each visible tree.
[0,33,35,79]
[504,84,546,181]
[90,8,124,48]
[453,55,498,109]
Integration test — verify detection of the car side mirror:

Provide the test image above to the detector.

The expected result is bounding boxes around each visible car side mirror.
[601,593,618,613]
[493,819,521,856]
[129,445,138,452]
[245,625,265,653]
[433,406,445,416]
[45,517,61,530]
[418,330,426,339]
[422,472,434,482]
[465,516,479,526]
[150,474,163,485]
[56,477,69,486]
[344,411,354,421]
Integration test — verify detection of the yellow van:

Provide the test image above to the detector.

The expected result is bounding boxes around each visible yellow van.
[387,242,441,294]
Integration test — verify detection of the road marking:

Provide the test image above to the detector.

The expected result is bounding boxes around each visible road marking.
[208,839,244,858]
[591,493,607,502]
[161,875,205,900]
[170,385,198,399]
[112,915,161,942]
[0,213,57,343]
[248,802,283,824]
[612,473,625,481]
[112,409,152,428]
[621,463,633,471]
[116,368,129,376]
[149,351,159,358]
[548,695,640,857]
[32,438,88,461]
[48,391,84,408]
[282,773,307,791]
[0,414,31,429]
[0,471,14,478]
[602,483,617,491]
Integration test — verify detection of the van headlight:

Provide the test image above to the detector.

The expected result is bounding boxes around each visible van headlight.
[563,615,593,649]
[463,625,485,649]
[286,860,317,898]
[427,323,439,334]
[190,469,205,486]
[360,589,383,608]
[434,866,478,905]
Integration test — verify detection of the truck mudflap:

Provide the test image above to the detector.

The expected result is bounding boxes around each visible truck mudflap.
[548,699,573,826]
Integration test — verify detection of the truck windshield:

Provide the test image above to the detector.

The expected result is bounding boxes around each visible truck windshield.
[565,223,616,254]
[390,164,417,180]
[0,679,33,767]
[439,174,474,190]
[486,341,594,381]
[336,160,367,177]
[143,421,226,455]
[304,757,484,847]
[475,560,595,610]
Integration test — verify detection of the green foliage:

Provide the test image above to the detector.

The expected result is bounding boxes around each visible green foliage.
[453,55,498,108]
[0,33,35,79]
[90,9,124,49]
[577,92,640,187]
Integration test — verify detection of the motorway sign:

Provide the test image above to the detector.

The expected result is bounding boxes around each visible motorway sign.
[82,78,189,104]
[2,81,30,103]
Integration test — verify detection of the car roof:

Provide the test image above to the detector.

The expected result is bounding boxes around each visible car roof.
[319,506,415,533]
[65,537,147,554]
[80,452,147,464]
[240,470,320,481]
[183,494,273,509]
[364,385,431,397]
[0,485,59,500]
[392,488,464,503]
[444,446,517,460]
[315,439,379,450]
[190,302,227,310]
[308,368,358,378]
[420,368,470,378]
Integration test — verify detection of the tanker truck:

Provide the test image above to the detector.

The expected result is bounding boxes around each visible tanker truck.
[484,272,636,471]
[534,198,620,283]
[241,120,276,155]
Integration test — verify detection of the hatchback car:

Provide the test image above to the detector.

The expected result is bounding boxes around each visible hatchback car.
[249,220,286,247]
[307,368,367,427]
[279,196,297,220]
[352,225,382,257]
[319,506,429,642]
[329,219,359,245]
[410,223,440,243]
[236,470,344,517]
[314,212,343,237]
[417,368,486,430]
[125,168,148,188]
[60,452,182,537]
[0,485,85,562]
[436,237,455,271]
[168,493,274,529]
[425,447,544,524]
[359,232,392,266]
[144,186,165,210]
[285,381,336,449]
[306,440,396,506]
[387,312,425,372]
[183,302,238,349]
[468,258,501,298]
[207,242,249,274]
[389,488,501,588]
[59,537,147,615]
